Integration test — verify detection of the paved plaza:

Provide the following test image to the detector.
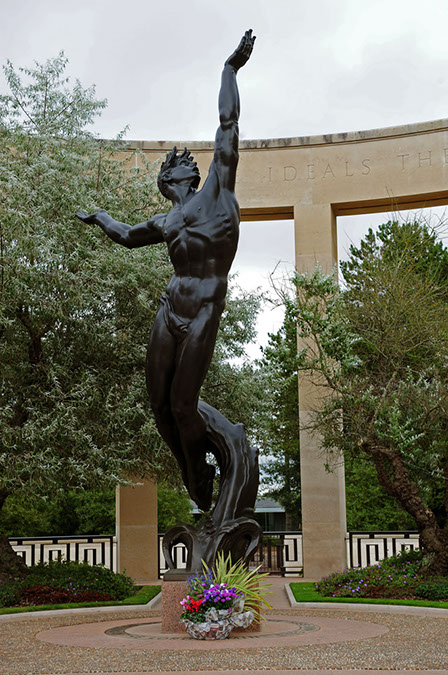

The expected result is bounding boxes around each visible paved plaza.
[0,576,447,674]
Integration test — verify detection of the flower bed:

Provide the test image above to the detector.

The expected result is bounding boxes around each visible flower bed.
[0,560,137,608]
[315,550,448,601]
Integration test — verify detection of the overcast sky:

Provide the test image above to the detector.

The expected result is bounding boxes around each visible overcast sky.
[2,0,448,354]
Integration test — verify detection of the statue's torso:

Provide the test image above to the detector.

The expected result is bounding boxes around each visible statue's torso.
[163,188,239,318]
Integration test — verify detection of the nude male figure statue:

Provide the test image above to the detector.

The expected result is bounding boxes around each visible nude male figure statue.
[76,32,257,565]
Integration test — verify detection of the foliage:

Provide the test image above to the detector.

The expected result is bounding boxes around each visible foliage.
[23,560,137,599]
[283,220,448,574]
[260,308,300,528]
[0,583,159,614]
[68,490,115,535]
[21,585,113,605]
[0,490,115,536]
[0,580,22,607]
[414,578,448,600]
[0,482,194,536]
[0,494,53,537]
[206,552,271,621]
[0,559,137,607]
[345,457,417,530]
[157,484,192,532]
[315,550,423,598]
[290,580,448,608]
[0,52,174,512]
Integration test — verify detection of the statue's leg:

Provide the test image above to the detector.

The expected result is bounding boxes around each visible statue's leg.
[169,302,221,509]
[145,309,189,487]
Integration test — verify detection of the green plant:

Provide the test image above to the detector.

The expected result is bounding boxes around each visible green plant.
[315,550,423,598]
[22,560,137,601]
[290,581,448,609]
[414,578,448,600]
[0,580,22,607]
[205,552,272,622]
[21,585,113,605]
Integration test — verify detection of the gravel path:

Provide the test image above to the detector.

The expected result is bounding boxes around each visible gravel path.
[0,606,447,673]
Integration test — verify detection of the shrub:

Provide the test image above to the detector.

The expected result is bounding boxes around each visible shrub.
[0,580,22,607]
[315,550,423,598]
[0,560,138,607]
[414,578,448,600]
[21,584,113,605]
[24,560,137,600]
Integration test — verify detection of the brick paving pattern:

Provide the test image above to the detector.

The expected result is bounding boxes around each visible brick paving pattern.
[0,576,446,673]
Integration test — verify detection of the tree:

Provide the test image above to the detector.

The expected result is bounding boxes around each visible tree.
[0,52,174,577]
[260,310,301,529]
[286,220,448,575]
[0,485,192,536]
[0,54,269,576]
[157,484,193,533]
[345,457,417,530]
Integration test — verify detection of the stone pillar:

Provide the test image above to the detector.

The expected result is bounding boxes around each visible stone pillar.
[294,203,347,579]
[116,478,159,584]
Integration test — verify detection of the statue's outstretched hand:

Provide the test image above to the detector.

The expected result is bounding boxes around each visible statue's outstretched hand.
[225,29,256,71]
[75,209,105,225]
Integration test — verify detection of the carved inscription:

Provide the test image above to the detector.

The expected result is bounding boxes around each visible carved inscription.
[268,158,371,182]
[267,147,448,183]
[284,166,297,181]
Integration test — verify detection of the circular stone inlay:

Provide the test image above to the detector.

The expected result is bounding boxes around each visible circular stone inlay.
[36,614,389,651]
[105,618,320,640]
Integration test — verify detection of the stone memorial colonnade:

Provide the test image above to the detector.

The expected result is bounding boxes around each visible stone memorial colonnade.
[118,118,448,581]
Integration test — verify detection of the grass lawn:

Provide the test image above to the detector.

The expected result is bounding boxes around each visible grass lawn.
[0,584,161,616]
[290,582,448,609]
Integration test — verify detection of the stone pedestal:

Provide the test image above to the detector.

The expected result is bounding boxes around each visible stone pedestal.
[161,570,188,634]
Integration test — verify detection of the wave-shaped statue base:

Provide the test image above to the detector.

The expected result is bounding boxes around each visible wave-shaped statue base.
[163,401,262,571]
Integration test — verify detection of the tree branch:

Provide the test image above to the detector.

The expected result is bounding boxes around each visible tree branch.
[16,306,44,366]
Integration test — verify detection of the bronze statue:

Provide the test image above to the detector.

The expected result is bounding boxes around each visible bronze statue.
[76,30,260,570]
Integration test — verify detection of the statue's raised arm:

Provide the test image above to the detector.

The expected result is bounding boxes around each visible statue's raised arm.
[212,30,256,192]
[225,29,256,72]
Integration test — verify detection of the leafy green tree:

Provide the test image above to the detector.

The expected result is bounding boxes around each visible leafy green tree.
[0,52,174,577]
[345,457,416,531]
[285,220,448,575]
[157,484,193,533]
[0,54,268,576]
[1,485,193,536]
[260,311,300,529]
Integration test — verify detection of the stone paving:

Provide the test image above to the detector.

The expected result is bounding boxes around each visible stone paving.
[0,576,446,674]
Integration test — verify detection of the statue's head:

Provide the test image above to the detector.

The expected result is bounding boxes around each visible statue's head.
[157,146,200,200]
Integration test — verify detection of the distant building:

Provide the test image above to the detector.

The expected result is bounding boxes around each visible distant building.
[253,497,286,531]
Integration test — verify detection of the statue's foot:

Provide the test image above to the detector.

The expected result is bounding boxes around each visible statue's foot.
[191,464,215,511]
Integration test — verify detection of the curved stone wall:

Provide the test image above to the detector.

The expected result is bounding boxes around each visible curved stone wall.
[121,119,448,578]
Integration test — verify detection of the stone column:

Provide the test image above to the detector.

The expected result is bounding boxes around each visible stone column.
[116,478,159,584]
[294,203,347,579]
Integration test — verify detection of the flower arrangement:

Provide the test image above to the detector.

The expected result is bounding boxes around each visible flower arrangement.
[180,553,271,640]
[180,570,242,623]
